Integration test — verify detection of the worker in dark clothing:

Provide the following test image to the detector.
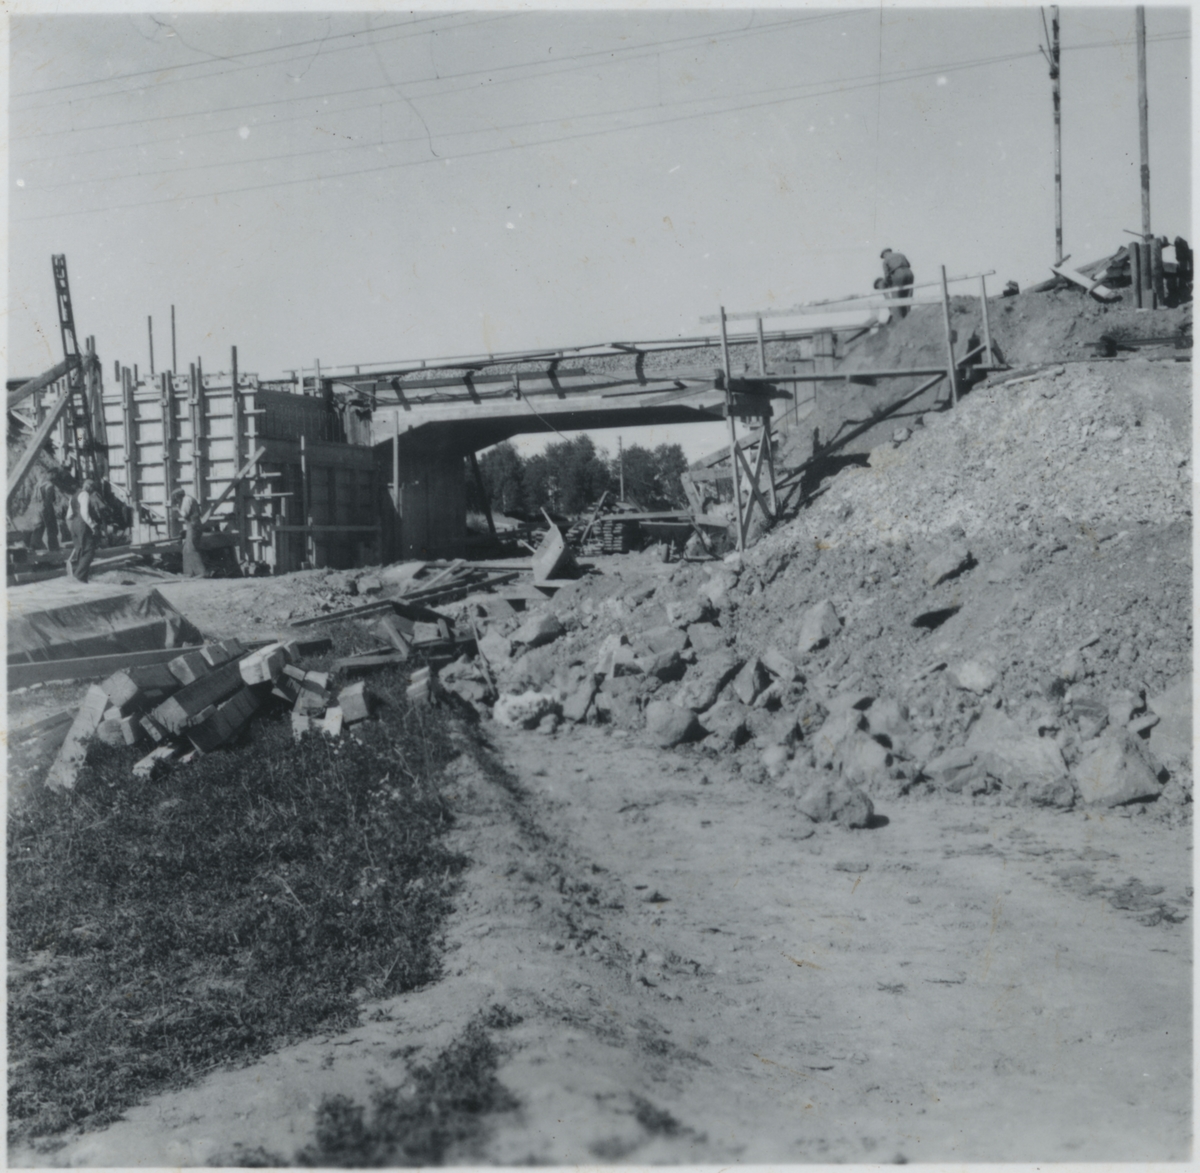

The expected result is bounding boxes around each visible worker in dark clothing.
[880,248,914,318]
[66,479,100,582]
[1174,237,1192,304]
[171,487,206,577]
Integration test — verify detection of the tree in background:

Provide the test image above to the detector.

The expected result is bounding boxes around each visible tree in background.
[467,436,688,520]
[472,442,525,516]
[613,443,688,510]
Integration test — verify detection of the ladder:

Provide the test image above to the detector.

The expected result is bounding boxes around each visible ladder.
[51,254,106,481]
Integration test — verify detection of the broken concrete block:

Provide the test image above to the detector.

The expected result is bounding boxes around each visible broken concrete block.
[201,639,247,668]
[119,715,143,747]
[512,611,564,649]
[637,625,690,657]
[168,650,212,686]
[812,706,866,769]
[1075,733,1162,807]
[793,773,875,828]
[686,622,726,653]
[698,699,750,743]
[152,661,246,735]
[478,629,514,666]
[337,681,370,724]
[238,643,289,686]
[357,575,383,595]
[493,690,559,729]
[666,597,714,628]
[672,650,742,713]
[321,707,345,738]
[644,700,699,748]
[641,649,684,681]
[865,698,911,749]
[699,569,739,610]
[283,663,307,682]
[796,599,840,655]
[96,718,126,747]
[760,744,792,780]
[187,687,264,754]
[947,660,997,694]
[101,670,145,713]
[924,746,980,792]
[44,686,116,792]
[748,707,800,749]
[761,646,799,682]
[140,714,168,743]
[561,677,598,723]
[964,708,1068,798]
[292,712,314,742]
[838,733,892,788]
[923,542,972,588]
[1147,674,1192,763]
[293,686,329,717]
[132,744,181,780]
[732,657,769,706]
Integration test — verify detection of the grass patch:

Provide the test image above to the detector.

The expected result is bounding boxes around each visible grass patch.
[296,1014,519,1166]
[7,661,466,1146]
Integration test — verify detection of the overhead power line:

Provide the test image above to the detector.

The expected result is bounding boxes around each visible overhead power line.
[14,9,868,119]
[10,12,499,105]
[13,29,1189,224]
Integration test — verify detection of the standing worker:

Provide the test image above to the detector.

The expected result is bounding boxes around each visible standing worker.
[880,248,915,318]
[171,487,205,577]
[66,478,100,582]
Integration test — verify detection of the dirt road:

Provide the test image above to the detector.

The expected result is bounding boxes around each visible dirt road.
[24,721,1190,1167]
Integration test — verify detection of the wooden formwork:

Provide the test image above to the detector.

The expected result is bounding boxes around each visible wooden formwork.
[102,358,379,573]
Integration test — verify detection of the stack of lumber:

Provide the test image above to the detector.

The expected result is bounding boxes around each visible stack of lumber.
[42,635,334,790]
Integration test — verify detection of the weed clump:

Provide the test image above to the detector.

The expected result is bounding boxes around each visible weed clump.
[298,1016,518,1166]
[8,669,465,1144]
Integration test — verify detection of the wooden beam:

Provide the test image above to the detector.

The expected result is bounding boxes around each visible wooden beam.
[6,357,78,411]
[1050,264,1122,302]
[6,382,75,508]
[200,445,267,523]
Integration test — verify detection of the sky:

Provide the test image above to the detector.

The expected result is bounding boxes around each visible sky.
[5,3,1192,462]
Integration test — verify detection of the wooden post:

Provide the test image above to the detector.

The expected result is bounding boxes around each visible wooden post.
[1049,6,1062,264]
[1139,238,1153,307]
[979,275,994,365]
[762,421,778,516]
[1130,241,1144,307]
[170,305,177,373]
[188,362,202,501]
[121,367,138,512]
[391,412,401,562]
[719,306,745,552]
[939,265,958,405]
[1137,7,1151,245]
[230,345,246,561]
[756,317,767,376]
[300,433,314,567]
[1150,236,1165,307]
[161,372,177,539]
[147,316,155,377]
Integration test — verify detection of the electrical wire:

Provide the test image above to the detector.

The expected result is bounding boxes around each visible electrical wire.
[12,10,860,125]
[13,30,1190,223]
[10,12,510,107]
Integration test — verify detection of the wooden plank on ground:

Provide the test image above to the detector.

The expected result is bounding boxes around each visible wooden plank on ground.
[1050,265,1121,302]
[44,685,110,791]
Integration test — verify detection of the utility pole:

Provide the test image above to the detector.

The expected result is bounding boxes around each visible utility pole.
[170,304,177,373]
[618,435,625,501]
[147,316,155,377]
[1136,6,1151,239]
[1049,7,1062,264]
[1041,9,1063,263]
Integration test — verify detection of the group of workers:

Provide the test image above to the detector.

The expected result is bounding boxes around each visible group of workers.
[21,476,204,583]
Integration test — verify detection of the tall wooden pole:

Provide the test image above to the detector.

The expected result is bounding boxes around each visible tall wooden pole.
[170,305,177,373]
[1137,7,1151,243]
[756,316,767,375]
[1050,7,1063,264]
[147,316,155,377]
[979,275,994,366]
